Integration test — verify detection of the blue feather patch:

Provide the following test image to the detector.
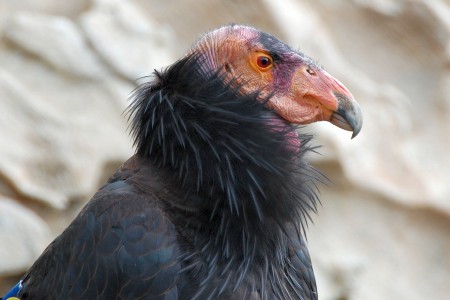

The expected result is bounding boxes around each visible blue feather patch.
[2,280,22,300]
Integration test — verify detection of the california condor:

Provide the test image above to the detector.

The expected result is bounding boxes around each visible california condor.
[2,24,362,300]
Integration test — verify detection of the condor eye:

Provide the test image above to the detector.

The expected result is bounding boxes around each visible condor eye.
[256,55,273,70]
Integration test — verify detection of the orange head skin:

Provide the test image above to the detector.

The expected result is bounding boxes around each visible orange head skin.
[191,25,362,138]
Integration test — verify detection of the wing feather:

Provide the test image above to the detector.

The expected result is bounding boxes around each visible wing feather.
[19,179,181,300]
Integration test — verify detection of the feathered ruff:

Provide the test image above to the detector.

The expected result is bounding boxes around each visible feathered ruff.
[127,53,323,299]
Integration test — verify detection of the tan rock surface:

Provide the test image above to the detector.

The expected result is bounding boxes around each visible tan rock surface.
[0,197,51,276]
[1,0,449,299]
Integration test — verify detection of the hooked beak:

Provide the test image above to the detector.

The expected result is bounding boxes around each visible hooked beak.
[331,92,363,138]
[268,66,363,138]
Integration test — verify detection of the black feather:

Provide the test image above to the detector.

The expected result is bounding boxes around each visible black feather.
[127,52,322,299]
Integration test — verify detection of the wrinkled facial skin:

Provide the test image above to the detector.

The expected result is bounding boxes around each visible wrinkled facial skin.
[192,25,362,137]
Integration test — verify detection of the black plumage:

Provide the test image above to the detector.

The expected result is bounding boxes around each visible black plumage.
[3,24,362,300]
[127,54,321,299]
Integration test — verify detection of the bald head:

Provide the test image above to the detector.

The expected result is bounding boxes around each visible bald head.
[188,25,362,137]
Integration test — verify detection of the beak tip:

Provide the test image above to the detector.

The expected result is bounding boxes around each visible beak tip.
[332,93,363,139]
[350,114,362,139]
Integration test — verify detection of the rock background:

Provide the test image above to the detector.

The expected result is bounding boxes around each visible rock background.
[0,0,449,299]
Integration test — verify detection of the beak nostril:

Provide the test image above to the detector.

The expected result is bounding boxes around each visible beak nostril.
[306,68,316,76]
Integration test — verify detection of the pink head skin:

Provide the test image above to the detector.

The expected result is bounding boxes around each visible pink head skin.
[190,25,362,138]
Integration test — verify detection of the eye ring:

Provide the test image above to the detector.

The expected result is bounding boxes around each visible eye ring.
[256,55,273,70]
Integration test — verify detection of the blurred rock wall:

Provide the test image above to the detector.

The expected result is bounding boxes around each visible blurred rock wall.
[1,0,449,299]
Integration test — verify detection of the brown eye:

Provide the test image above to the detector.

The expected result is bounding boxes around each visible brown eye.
[256,55,273,69]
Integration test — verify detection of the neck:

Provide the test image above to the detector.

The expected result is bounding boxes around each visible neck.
[127,54,321,297]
